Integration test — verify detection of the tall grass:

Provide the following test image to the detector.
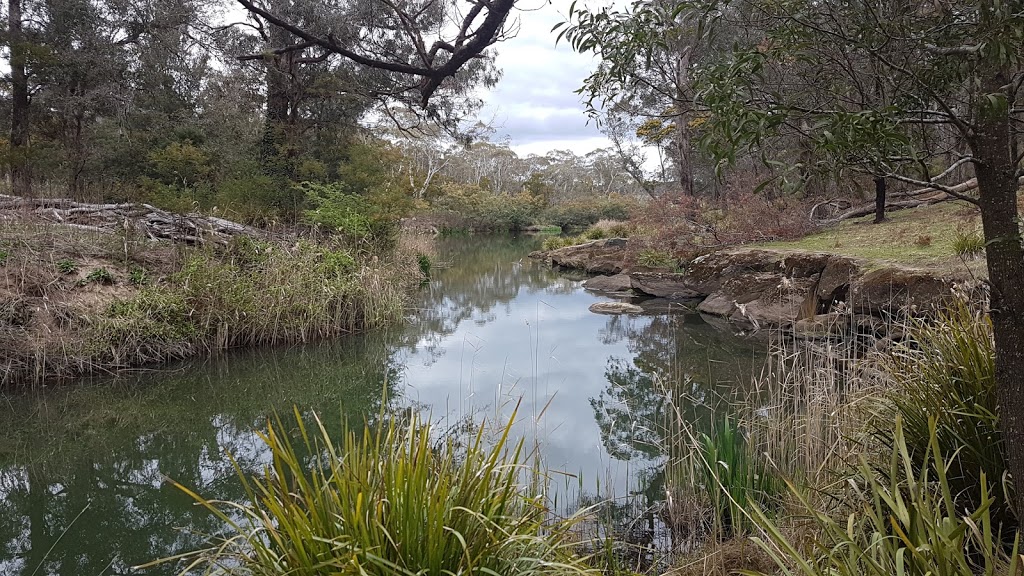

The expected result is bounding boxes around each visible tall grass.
[149,408,595,576]
[745,417,1020,576]
[1,219,425,386]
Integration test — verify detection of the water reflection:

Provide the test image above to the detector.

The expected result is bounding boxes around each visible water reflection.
[0,235,763,575]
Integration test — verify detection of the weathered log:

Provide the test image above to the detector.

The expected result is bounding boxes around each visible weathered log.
[0,196,269,245]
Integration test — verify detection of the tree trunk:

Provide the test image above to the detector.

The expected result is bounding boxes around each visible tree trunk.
[674,47,695,197]
[973,68,1024,519]
[873,176,886,223]
[260,7,297,181]
[9,0,32,197]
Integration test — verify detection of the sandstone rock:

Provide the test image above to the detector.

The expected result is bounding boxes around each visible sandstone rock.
[589,301,644,315]
[545,238,628,274]
[630,272,705,299]
[851,267,954,315]
[583,273,634,293]
[697,294,736,317]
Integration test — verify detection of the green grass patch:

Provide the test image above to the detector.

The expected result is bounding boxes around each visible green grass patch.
[759,201,983,271]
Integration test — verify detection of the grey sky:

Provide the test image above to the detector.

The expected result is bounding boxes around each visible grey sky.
[477,1,612,157]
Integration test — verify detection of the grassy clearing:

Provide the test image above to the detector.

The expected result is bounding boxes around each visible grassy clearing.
[0,216,428,387]
[759,201,985,274]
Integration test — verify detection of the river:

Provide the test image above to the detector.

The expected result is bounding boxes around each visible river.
[0,235,763,575]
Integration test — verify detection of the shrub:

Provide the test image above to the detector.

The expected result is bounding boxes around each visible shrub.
[541,235,586,251]
[301,181,398,252]
[539,197,640,230]
[152,410,590,576]
[0,250,8,265]
[952,228,986,258]
[431,183,544,232]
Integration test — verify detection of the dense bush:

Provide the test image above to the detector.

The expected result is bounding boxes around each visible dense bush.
[431,183,544,232]
[539,196,640,230]
[301,181,399,252]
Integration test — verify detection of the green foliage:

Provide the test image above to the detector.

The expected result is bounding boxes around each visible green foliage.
[693,416,782,539]
[128,266,150,286]
[93,243,409,367]
[301,181,398,251]
[57,258,78,275]
[541,235,585,251]
[84,267,115,285]
[539,198,637,231]
[155,410,592,576]
[147,141,211,187]
[214,172,295,224]
[418,253,432,278]
[953,228,986,258]
[873,302,1011,530]
[320,249,357,278]
[744,418,1020,576]
[0,250,9,266]
[433,183,545,232]
[636,249,676,270]
[582,226,608,240]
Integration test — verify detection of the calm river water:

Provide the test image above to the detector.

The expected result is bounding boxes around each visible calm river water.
[0,235,762,575]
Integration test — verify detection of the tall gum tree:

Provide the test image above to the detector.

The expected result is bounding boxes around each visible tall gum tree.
[695,0,1024,514]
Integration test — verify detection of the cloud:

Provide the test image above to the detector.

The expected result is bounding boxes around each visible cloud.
[476,1,611,155]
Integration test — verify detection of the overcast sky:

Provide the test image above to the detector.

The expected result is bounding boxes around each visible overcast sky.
[478,1,612,158]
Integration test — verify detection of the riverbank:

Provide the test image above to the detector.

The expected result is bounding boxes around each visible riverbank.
[0,203,431,387]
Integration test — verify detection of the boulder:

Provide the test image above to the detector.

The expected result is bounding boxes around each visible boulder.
[545,238,628,275]
[850,267,954,315]
[629,272,705,299]
[697,294,736,317]
[589,301,644,315]
[583,273,634,293]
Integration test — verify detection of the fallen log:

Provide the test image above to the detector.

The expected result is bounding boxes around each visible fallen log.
[0,196,270,245]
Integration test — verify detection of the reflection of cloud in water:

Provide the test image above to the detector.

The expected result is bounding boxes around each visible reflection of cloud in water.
[0,235,766,575]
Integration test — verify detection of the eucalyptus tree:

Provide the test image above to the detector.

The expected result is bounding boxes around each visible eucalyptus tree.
[584,0,1024,511]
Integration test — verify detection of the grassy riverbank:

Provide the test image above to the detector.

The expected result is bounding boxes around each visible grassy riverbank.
[0,216,431,387]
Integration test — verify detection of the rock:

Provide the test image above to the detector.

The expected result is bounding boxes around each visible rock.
[729,288,809,329]
[630,272,705,299]
[792,312,849,339]
[583,273,634,293]
[851,267,954,316]
[636,298,693,315]
[545,238,628,274]
[589,301,644,315]
[697,294,736,317]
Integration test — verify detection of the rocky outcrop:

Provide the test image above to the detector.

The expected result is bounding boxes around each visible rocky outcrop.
[549,243,975,334]
[582,273,634,293]
[533,238,629,274]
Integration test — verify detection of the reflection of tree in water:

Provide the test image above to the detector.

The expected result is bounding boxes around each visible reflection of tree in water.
[587,311,766,560]
[404,236,571,363]
[592,358,666,461]
[0,336,399,576]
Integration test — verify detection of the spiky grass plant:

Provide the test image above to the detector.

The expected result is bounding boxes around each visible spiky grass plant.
[151,408,595,576]
[743,417,1020,576]
[871,300,1011,530]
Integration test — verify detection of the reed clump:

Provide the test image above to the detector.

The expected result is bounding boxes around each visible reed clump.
[661,300,1018,575]
[152,408,595,576]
